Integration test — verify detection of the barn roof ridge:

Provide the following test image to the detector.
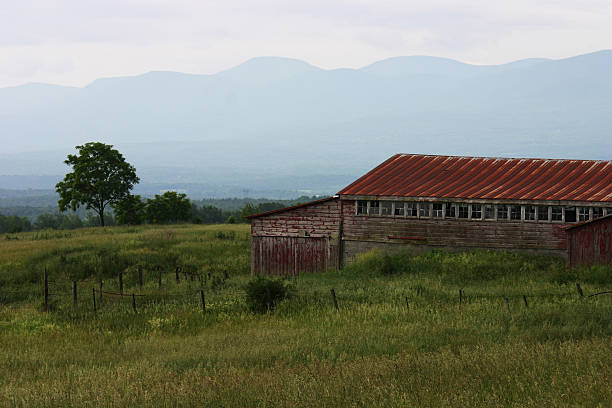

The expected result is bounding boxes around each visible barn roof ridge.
[393,153,611,163]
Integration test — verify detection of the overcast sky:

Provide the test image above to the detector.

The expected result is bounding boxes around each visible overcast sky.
[1,0,611,88]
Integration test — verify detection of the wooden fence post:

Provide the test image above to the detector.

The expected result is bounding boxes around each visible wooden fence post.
[405,296,409,310]
[132,293,136,313]
[99,280,103,307]
[175,267,180,284]
[331,288,339,311]
[523,295,529,308]
[119,272,123,295]
[200,290,206,312]
[72,281,77,310]
[576,282,584,299]
[43,267,48,312]
[92,287,97,312]
[158,270,162,289]
[138,266,143,291]
[459,289,463,306]
[503,297,510,314]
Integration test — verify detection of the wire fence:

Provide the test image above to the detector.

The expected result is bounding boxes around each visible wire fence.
[38,266,213,313]
[3,266,610,316]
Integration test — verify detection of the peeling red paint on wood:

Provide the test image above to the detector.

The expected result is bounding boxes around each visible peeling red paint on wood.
[250,199,340,275]
[567,215,612,267]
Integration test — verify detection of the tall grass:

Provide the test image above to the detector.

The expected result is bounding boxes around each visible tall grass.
[0,225,610,407]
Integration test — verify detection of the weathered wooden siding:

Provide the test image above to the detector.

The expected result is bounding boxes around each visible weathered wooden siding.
[250,199,340,274]
[340,200,569,262]
[251,236,336,275]
[251,198,604,275]
[567,216,612,267]
[251,199,340,237]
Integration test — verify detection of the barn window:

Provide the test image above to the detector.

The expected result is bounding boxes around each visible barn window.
[606,208,612,216]
[357,201,367,215]
[369,201,380,216]
[525,205,536,221]
[445,203,456,218]
[537,206,549,221]
[510,205,521,220]
[578,207,590,222]
[381,201,392,215]
[419,203,431,217]
[497,205,508,220]
[406,202,417,217]
[471,204,482,219]
[394,202,404,216]
[592,207,603,219]
[484,204,495,219]
[432,203,443,217]
[565,207,576,222]
[458,204,469,218]
[551,206,562,221]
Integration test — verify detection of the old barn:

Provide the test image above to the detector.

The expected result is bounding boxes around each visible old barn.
[249,154,612,275]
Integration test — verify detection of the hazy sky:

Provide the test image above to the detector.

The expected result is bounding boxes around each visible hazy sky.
[1,0,611,88]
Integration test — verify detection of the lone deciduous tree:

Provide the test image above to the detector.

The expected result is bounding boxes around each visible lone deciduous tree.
[56,142,139,227]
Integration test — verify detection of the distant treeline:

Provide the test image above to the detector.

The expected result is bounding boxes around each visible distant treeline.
[0,195,322,233]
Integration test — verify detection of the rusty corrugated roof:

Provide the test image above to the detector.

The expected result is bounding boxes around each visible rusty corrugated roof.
[338,154,612,202]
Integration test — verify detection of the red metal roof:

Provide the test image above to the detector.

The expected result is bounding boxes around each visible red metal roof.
[338,154,612,203]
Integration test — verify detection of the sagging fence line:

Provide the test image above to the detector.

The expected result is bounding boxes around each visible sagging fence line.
[39,264,220,314]
[25,268,612,316]
[63,286,208,314]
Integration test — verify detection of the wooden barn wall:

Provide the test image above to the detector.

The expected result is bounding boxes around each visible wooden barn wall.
[340,200,569,263]
[250,198,598,275]
[251,199,340,275]
[251,236,336,276]
[251,199,340,237]
[568,217,612,267]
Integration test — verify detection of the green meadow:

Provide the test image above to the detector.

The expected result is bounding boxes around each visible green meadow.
[0,224,610,407]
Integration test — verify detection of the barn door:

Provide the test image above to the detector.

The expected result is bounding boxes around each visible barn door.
[251,236,331,275]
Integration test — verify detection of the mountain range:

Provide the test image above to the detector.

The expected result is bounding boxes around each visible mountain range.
[1,50,610,197]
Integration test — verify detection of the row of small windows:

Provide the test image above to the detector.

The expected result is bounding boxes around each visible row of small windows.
[356,201,612,223]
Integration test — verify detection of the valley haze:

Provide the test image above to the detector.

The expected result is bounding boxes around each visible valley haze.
[1,50,610,198]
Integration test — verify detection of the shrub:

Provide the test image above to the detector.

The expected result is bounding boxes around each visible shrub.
[245,277,295,313]
[214,231,235,240]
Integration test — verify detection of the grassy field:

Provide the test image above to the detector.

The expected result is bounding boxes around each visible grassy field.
[0,224,610,407]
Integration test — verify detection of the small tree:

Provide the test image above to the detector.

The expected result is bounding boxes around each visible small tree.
[114,194,146,225]
[145,191,192,224]
[240,202,259,223]
[56,142,139,227]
